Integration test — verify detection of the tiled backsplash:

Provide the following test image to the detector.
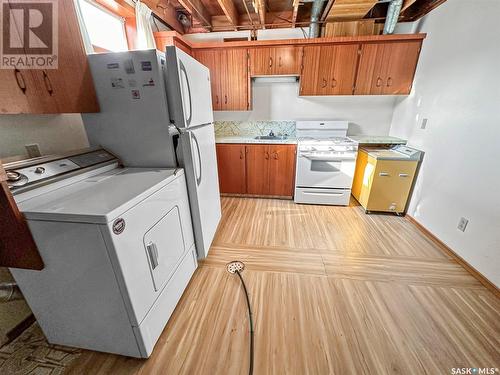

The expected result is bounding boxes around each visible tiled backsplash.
[214,121,296,137]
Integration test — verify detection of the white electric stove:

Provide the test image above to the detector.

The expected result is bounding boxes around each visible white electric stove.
[294,121,358,206]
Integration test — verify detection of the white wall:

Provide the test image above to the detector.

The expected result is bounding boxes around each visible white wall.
[389,0,500,286]
[0,114,89,159]
[215,81,398,135]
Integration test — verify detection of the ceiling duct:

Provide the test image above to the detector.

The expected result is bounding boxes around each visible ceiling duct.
[383,0,403,34]
[308,0,326,38]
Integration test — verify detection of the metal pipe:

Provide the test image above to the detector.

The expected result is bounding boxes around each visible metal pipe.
[0,282,23,303]
[383,0,403,34]
[308,0,325,38]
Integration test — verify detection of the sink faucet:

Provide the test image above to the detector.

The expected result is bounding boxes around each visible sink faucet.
[269,130,275,137]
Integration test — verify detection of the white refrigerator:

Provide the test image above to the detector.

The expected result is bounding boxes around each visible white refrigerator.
[83,47,221,258]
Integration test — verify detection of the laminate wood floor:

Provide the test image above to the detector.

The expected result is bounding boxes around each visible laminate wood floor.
[66,197,499,375]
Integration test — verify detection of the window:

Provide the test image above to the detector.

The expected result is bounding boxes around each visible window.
[78,0,128,52]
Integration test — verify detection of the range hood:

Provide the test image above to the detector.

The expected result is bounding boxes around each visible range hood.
[252,76,299,83]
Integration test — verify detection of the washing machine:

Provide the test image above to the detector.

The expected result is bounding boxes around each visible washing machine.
[6,148,197,358]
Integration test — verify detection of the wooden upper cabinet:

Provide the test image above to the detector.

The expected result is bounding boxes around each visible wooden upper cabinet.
[0,0,98,114]
[355,40,422,95]
[268,145,296,197]
[195,48,248,111]
[194,49,222,109]
[246,145,270,195]
[224,49,249,110]
[216,144,246,194]
[250,46,302,76]
[274,47,302,75]
[300,44,359,96]
[249,47,273,76]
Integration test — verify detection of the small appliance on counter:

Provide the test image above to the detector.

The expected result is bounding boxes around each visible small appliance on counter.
[352,145,423,214]
[294,121,358,206]
[4,148,197,357]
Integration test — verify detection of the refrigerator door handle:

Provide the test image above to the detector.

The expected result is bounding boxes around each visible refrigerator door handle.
[179,60,192,127]
[191,131,202,186]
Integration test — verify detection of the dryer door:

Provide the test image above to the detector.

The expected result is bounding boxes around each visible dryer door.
[143,206,186,292]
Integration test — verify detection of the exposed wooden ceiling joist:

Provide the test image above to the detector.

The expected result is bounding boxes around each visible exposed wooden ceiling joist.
[321,0,336,22]
[399,0,448,21]
[135,0,186,34]
[216,0,240,29]
[253,0,267,28]
[291,0,300,27]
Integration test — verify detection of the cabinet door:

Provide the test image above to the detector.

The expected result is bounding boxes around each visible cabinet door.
[246,145,270,195]
[216,144,247,194]
[381,41,421,95]
[274,47,302,75]
[41,0,99,113]
[194,49,223,110]
[300,44,359,96]
[223,49,248,110]
[367,160,418,212]
[268,145,296,197]
[355,41,422,95]
[300,46,323,95]
[249,48,274,76]
[0,69,30,114]
[324,44,359,95]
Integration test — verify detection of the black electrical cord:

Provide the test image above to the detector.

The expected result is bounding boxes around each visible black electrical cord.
[235,270,254,375]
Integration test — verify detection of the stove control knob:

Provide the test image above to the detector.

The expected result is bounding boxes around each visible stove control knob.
[6,171,21,181]
[34,167,46,174]
[5,171,28,188]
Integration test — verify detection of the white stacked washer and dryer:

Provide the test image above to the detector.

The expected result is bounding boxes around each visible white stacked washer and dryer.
[5,46,222,358]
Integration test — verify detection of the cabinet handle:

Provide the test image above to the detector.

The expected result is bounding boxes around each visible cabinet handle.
[321,78,327,88]
[279,56,282,67]
[14,69,27,94]
[376,77,383,87]
[272,152,278,160]
[269,57,273,68]
[265,151,269,160]
[331,78,337,88]
[225,95,227,104]
[387,77,393,87]
[216,95,219,104]
[379,172,389,177]
[240,150,244,159]
[399,173,409,177]
[42,70,54,95]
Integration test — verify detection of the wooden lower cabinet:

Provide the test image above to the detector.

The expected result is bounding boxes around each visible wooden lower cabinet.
[246,144,270,195]
[268,145,296,196]
[216,143,296,198]
[216,144,247,194]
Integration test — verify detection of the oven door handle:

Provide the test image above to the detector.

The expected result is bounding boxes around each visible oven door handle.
[300,153,357,161]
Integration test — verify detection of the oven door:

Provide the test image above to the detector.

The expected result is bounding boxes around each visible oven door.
[296,152,357,189]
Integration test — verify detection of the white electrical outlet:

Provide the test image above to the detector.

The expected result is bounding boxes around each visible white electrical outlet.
[457,217,469,232]
[25,143,41,158]
[421,118,428,129]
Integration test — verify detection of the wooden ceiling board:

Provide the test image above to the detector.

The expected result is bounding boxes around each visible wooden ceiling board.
[216,0,240,27]
[327,0,377,21]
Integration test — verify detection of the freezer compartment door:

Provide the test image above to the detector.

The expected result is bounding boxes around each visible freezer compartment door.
[178,124,221,258]
[165,46,213,128]
[83,50,177,168]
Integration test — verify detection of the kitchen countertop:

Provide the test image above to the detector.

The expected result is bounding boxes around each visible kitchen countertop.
[215,136,298,145]
[348,135,407,145]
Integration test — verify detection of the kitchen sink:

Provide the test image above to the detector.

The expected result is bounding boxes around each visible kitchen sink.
[254,135,288,140]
